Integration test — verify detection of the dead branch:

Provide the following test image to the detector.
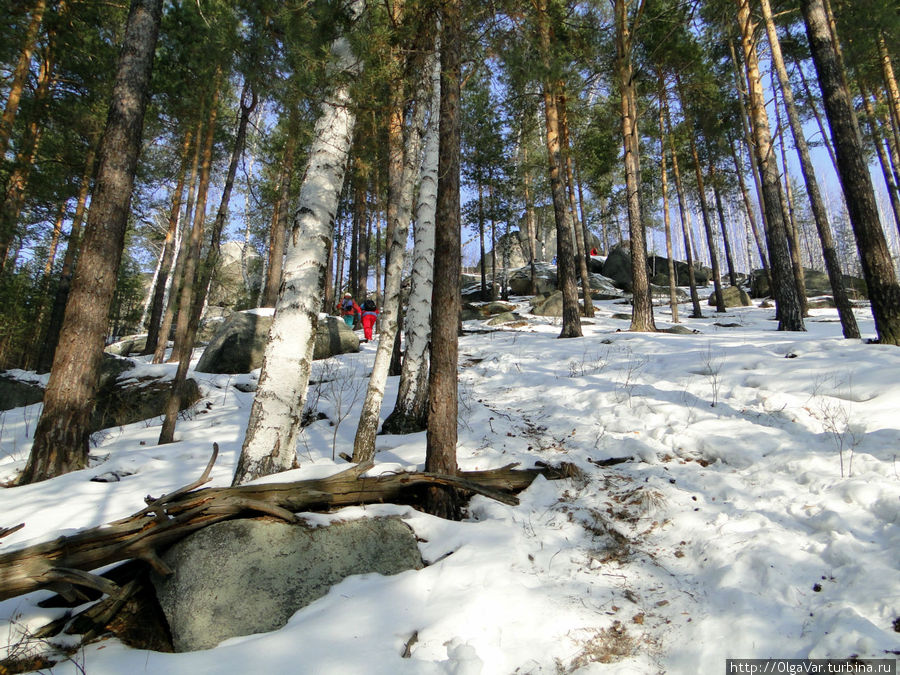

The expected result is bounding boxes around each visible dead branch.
[0,449,576,603]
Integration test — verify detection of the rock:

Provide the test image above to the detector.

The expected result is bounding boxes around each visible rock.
[530,291,585,317]
[0,375,44,411]
[749,267,867,299]
[0,356,196,428]
[661,325,700,334]
[486,312,520,325]
[507,264,558,296]
[205,241,262,311]
[153,516,424,652]
[92,373,201,431]
[708,286,752,307]
[195,311,359,374]
[601,242,633,290]
[104,334,148,357]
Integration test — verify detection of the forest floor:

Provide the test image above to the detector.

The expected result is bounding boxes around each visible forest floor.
[1,290,899,674]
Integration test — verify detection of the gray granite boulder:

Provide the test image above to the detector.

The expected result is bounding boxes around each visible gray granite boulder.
[0,375,44,411]
[195,311,359,374]
[153,516,424,652]
[708,285,752,308]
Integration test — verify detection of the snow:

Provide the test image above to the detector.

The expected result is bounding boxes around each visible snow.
[1,294,899,673]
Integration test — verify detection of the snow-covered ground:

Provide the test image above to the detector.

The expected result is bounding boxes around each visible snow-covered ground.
[1,293,899,674]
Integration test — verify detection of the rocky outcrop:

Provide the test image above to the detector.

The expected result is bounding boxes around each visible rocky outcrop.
[152,516,424,652]
[0,375,44,411]
[195,311,359,374]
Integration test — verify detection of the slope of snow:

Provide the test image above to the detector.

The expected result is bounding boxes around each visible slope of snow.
[1,296,898,674]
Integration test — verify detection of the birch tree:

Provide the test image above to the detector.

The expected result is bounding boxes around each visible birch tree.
[351,36,431,463]
[383,45,441,435]
[232,1,364,485]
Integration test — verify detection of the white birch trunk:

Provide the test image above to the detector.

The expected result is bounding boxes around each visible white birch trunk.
[140,236,166,329]
[232,6,362,486]
[351,55,431,462]
[384,47,440,434]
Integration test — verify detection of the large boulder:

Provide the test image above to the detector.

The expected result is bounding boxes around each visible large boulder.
[104,334,148,357]
[530,290,585,317]
[93,354,200,430]
[195,311,359,374]
[153,516,424,652]
[507,263,558,296]
[749,268,867,299]
[707,285,752,308]
[0,374,44,411]
[0,356,199,427]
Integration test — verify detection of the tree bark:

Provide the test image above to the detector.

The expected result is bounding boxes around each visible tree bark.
[384,61,439,434]
[20,0,162,484]
[729,138,771,287]
[232,4,364,485]
[656,71,678,323]
[262,111,299,308]
[557,88,593,317]
[143,130,193,355]
[152,118,203,364]
[663,95,703,319]
[160,81,257,444]
[37,140,97,373]
[352,52,428,463]
[614,0,654,332]
[858,81,900,238]
[736,0,805,331]
[801,0,900,345]
[710,168,737,288]
[0,0,47,160]
[425,0,462,520]
[1,450,574,603]
[759,0,858,338]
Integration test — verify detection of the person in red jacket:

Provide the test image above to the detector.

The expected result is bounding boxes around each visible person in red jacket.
[360,298,378,342]
[337,293,361,328]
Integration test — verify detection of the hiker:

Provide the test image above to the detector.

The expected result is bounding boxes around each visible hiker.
[337,293,361,328]
[590,247,598,256]
[360,299,378,342]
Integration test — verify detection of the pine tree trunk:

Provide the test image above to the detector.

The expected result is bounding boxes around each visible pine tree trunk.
[478,181,487,298]
[0,0,47,160]
[558,88,594,317]
[615,0,654,332]
[711,172,737,288]
[729,138,772,288]
[657,72,678,323]
[37,140,97,373]
[522,145,538,295]
[876,33,900,151]
[232,5,364,485]
[425,0,462,520]
[736,0,805,331]
[0,47,55,269]
[20,0,162,484]
[536,0,581,338]
[152,119,202,363]
[143,130,192,354]
[858,81,900,238]
[160,81,256,445]
[759,0,859,338]
[663,95,703,319]
[801,0,900,344]
[166,75,220,365]
[262,112,299,308]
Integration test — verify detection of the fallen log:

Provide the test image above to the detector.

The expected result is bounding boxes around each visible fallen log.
[0,445,579,603]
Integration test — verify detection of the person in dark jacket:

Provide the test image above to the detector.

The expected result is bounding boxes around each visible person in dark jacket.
[337,293,361,328]
[360,299,378,342]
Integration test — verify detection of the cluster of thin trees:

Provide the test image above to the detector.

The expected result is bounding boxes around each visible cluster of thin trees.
[2,0,899,511]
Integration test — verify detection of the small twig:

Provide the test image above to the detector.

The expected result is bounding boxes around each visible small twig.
[134,444,220,518]
[0,523,25,540]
